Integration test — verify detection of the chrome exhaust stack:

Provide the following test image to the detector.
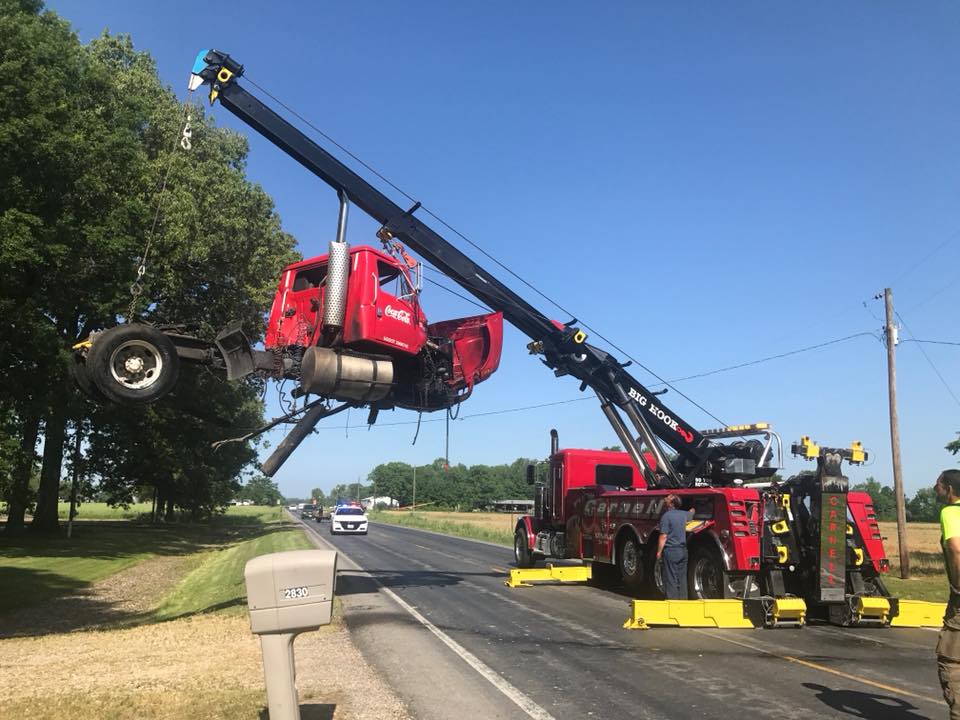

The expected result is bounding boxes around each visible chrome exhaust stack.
[322,190,350,332]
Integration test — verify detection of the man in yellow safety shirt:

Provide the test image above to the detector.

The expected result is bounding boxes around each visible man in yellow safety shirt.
[936,469,960,718]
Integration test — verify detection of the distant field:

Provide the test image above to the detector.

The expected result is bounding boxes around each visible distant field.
[373,510,517,546]
[55,502,283,524]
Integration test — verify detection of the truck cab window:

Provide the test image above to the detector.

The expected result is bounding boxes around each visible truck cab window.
[596,464,633,489]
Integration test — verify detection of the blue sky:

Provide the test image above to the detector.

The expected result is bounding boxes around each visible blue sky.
[51,1,959,499]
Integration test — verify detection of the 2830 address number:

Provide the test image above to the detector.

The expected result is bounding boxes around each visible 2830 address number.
[282,586,309,600]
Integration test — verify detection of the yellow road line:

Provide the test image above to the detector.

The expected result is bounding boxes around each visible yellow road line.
[695,630,944,706]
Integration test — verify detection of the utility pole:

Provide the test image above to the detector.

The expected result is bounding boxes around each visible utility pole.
[883,287,910,579]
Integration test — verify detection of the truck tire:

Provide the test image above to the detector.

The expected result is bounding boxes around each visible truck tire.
[70,352,106,403]
[688,545,725,600]
[617,535,645,592]
[514,529,535,568]
[86,325,180,405]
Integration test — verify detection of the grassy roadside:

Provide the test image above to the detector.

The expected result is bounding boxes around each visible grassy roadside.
[372,509,514,546]
[0,506,287,615]
[154,527,312,620]
[0,508,408,720]
[53,502,285,522]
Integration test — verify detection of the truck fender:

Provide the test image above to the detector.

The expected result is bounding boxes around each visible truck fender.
[687,524,732,572]
[515,515,537,552]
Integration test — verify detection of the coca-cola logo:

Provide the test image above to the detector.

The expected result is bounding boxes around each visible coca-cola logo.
[384,304,411,325]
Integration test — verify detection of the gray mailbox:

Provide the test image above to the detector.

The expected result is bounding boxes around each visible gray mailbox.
[244,549,337,720]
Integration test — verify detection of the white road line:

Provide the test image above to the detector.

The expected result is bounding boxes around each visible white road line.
[299,518,558,720]
[377,583,557,720]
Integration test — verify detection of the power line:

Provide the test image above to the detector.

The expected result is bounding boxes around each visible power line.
[906,276,960,313]
[895,311,960,409]
[656,332,881,385]
[902,339,960,347]
[302,329,882,430]
[312,396,596,430]
[890,230,960,287]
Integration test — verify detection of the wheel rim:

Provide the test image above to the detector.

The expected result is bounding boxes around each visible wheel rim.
[692,556,724,598]
[514,533,524,564]
[621,540,639,577]
[109,340,163,390]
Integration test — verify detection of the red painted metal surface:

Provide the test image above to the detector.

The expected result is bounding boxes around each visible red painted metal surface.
[427,311,503,393]
[847,490,889,574]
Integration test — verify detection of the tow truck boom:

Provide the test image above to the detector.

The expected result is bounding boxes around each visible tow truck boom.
[189,49,770,489]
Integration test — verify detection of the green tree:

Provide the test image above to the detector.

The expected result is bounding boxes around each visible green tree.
[906,487,938,523]
[237,475,282,506]
[1,4,297,532]
[851,477,896,521]
[948,433,960,456]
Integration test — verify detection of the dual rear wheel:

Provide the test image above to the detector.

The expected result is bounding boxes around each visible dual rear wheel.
[74,325,180,405]
[613,534,727,600]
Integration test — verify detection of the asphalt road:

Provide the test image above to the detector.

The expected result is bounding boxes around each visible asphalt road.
[298,516,946,720]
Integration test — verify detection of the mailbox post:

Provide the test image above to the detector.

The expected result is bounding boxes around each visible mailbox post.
[244,549,337,720]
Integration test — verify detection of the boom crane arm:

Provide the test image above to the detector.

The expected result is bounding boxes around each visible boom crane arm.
[190,49,715,487]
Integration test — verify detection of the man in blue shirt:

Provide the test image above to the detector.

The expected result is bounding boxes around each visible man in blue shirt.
[656,494,689,600]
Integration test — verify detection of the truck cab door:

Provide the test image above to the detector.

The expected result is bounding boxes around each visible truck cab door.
[348,252,426,356]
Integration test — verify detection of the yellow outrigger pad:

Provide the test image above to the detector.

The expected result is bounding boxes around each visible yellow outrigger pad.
[769,598,806,627]
[891,600,947,628]
[623,599,755,630]
[853,596,891,625]
[505,564,592,588]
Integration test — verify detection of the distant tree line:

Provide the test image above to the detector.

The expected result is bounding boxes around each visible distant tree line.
[311,457,537,511]
[1,2,297,532]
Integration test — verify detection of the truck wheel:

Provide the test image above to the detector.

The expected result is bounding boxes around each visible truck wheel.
[617,535,645,592]
[70,353,106,403]
[87,325,180,405]
[514,529,535,568]
[646,551,666,599]
[688,546,725,600]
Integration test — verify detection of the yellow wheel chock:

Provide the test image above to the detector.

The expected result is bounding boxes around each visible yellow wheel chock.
[505,564,592,588]
[891,600,947,628]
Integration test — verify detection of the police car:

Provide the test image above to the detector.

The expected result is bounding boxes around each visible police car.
[330,502,368,535]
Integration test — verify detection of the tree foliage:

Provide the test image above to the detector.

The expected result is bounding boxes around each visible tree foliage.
[363,458,534,510]
[850,477,897,521]
[1,2,298,531]
[237,475,283,506]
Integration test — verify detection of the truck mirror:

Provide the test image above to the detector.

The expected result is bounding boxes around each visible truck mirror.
[244,549,337,719]
[526,463,536,485]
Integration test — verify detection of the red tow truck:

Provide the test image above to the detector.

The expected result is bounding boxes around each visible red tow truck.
[515,429,893,624]
[74,49,898,624]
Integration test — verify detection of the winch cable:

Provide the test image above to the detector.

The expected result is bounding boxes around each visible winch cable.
[127,92,196,320]
[241,76,728,427]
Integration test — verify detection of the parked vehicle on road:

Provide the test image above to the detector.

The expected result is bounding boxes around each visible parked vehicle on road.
[300,504,319,521]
